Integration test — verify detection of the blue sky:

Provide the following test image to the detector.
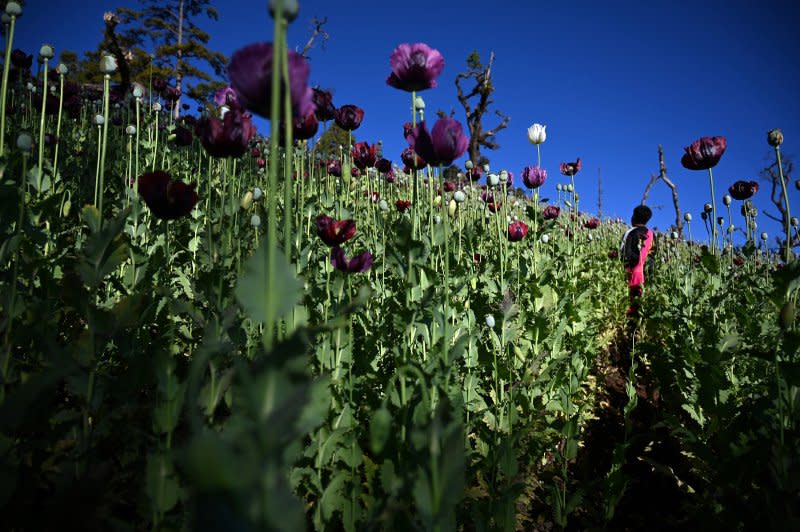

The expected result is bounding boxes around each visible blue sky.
[14,0,800,240]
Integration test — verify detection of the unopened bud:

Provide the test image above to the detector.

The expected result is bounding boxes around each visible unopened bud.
[240,191,254,210]
[792,217,799,228]
[485,314,496,328]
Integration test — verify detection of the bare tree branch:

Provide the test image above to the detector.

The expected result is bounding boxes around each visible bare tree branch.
[641,145,683,235]
[300,17,329,59]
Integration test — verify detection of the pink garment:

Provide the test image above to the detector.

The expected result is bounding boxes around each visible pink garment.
[626,227,653,288]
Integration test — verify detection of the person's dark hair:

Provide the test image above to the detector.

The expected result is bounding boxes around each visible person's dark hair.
[631,205,652,225]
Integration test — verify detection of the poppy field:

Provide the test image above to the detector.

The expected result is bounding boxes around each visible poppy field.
[0,2,798,530]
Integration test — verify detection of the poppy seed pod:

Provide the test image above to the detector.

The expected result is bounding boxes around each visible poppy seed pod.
[57,63,68,75]
[487,173,500,187]
[761,232,768,241]
[415,96,425,110]
[126,125,136,135]
[768,128,783,147]
[5,2,22,16]
[465,160,474,170]
[454,190,466,203]
[684,212,692,222]
[727,225,735,234]
[703,203,713,214]
[485,314,496,328]
[448,199,457,217]
[792,217,799,228]
[541,234,550,243]
[268,0,299,22]
[94,114,104,126]
[556,183,563,192]
[153,102,162,112]
[132,84,144,98]
[723,194,731,206]
[671,231,678,239]
[39,44,55,60]
[16,132,32,151]
[379,199,389,211]
[253,187,263,200]
[250,214,261,227]
[483,164,490,173]
[100,54,117,73]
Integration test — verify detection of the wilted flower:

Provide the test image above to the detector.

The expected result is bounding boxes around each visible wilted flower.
[195,105,257,158]
[352,142,378,170]
[542,205,560,220]
[334,104,365,131]
[728,180,758,200]
[508,220,529,241]
[316,214,357,246]
[521,165,547,189]
[331,247,373,273]
[134,170,199,220]
[386,42,445,92]
[527,123,546,145]
[405,118,468,167]
[395,199,412,212]
[681,136,727,170]
[768,128,783,147]
[560,158,582,176]
[583,218,600,229]
[228,42,314,119]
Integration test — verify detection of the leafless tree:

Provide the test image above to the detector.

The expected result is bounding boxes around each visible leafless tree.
[641,145,683,235]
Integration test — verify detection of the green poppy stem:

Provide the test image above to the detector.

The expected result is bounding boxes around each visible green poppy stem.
[708,167,718,253]
[776,146,792,261]
[0,13,17,157]
[36,57,49,194]
[52,72,65,182]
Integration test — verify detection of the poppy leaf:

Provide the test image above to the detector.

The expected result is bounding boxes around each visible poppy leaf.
[235,242,302,324]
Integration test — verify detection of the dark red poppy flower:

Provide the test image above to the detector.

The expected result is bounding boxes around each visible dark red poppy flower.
[163,85,181,102]
[351,142,378,170]
[134,170,198,220]
[403,122,413,139]
[681,136,727,170]
[473,253,483,264]
[733,256,744,266]
[505,170,514,187]
[442,181,456,192]
[467,167,483,182]
[326,160,342,177]
[488,202,502,213]
[542,205,560,220]
[396,199,412,212]
[365,191,379,202]
[401,147,426,170]
[334,104,364,131]
[385,170,396,183]
[195,105,257,158]
[312,88,335,122]
[508,220,529,241]
[583,218,600,229]
[173,126,193,146]
[351,167,361,177]
[376,158,392,173]
[315,214,356,246]
[292,111,319,140]
[153,78,167,92]
[608,250,619,260]
[257,158,266,168]
[522,166,547,189]
[386,42,445,92]
[481,191,495,204]
[728,180,758,200]
[228,42,314,119]
[405,118,468,167]
[331,247,373,273]
[560,158,582,176]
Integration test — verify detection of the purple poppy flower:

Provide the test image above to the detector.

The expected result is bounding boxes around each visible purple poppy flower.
[728,180,758,200]
[522,166,547,189]
[312,88,335,122]
[376,158,392,174]
[163,85,181,102]
[292,111,319,140]
[386,42,445,92]
[560,158,582,177]
[153,78,167,92]
[331,247,373,273]
[583,218,600,229]
[173,126,193,147]
[195,105,257,158]
[316,215,357,246]
[334,104,364,131]
[405,118,468,167]
[542,205,560,220]
[228,42,314,120]
[508,221,529,242]
[681,136,727,170]
[134,170,198,220]
[214,85,239,107]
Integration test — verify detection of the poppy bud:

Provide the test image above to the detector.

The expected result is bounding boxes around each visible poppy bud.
[241,191,254,210]
[485,314,496,328]
[684,212,692,222]
[434,215,441,225]
[448,199,457,217]
[717,217,725,226]
[768,128,783,147]
[722,194,731,206]
[727,225,735,234]
[434,195,442,207]
[780,301,795,330]
[62,200,71,217]
[701,212,708,221]
[541,234,550,243]
[566,184,574,192]
[556,184,563,192]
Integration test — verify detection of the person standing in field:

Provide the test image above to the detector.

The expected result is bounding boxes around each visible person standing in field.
[620,205,654,318]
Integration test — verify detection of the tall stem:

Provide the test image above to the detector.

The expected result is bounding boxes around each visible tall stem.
[776,147,792,262]
[52,73,65,181]
[0,15,17,157]
[708,167,718,253]
[36,58,49,193]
